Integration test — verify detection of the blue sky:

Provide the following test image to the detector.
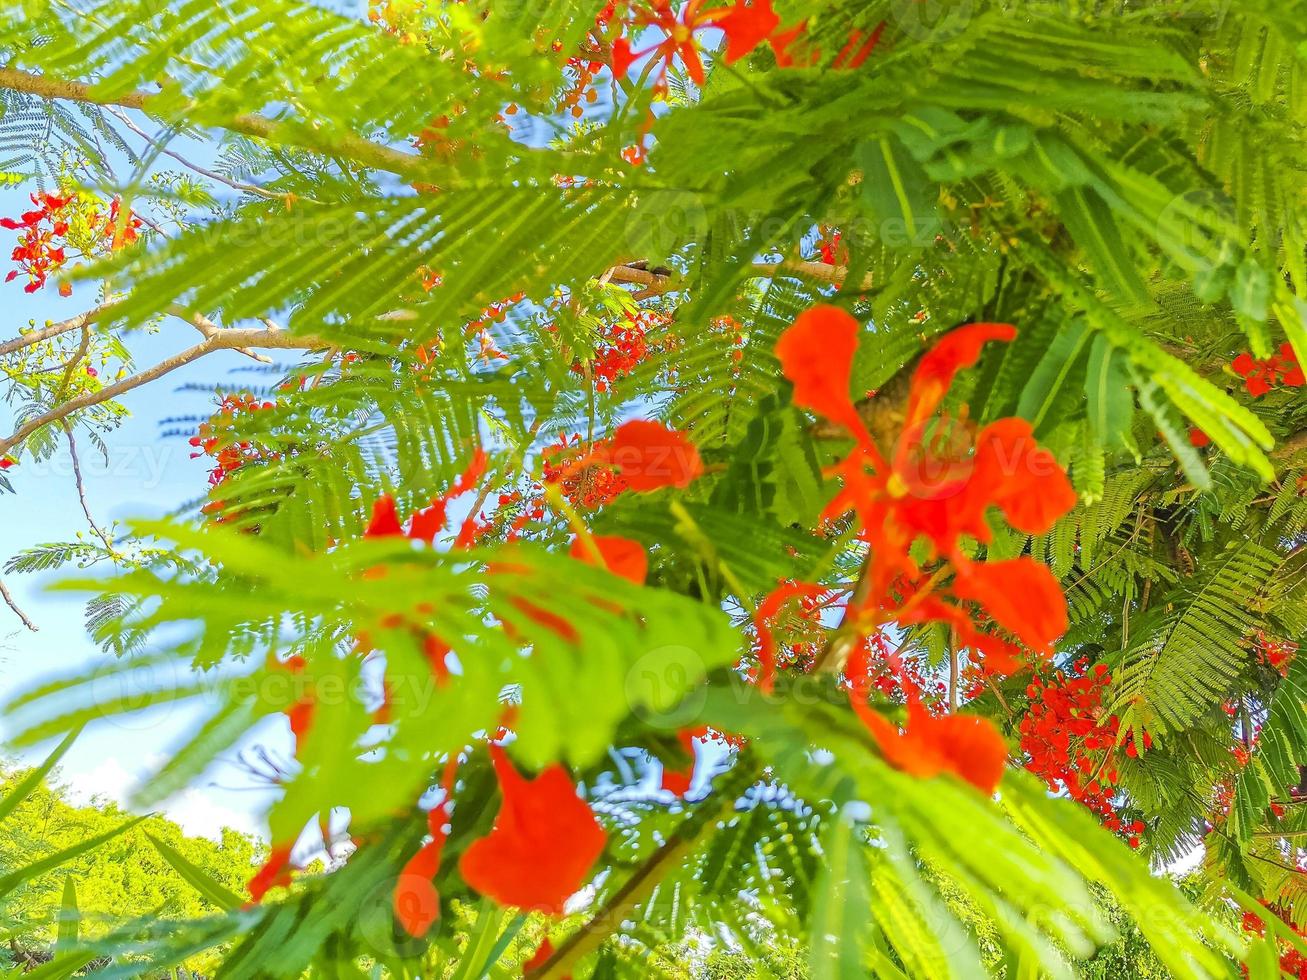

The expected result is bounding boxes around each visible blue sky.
[0,182,284,839]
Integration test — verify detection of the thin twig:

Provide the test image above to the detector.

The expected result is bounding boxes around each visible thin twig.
[0,324,326,456]
[0,579,37,631]
[104,106,292,202]
[62,423,115,553]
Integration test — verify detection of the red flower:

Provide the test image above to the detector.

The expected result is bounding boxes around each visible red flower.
[602,420,702,491]
[1189,427,1211,448]
[713,0,780,64]
[460,746,606,913]
[775,305,872,442]
[364,449,488,543]
[774,308,1074,684]
[950,556,1067,654]
[856,699,1008,795]
[569,534,648,585]
[1232,343,1304,397]
[614,0,721,86]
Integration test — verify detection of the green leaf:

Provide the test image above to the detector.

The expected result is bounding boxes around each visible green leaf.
[146,832,244,912]
[0,726,79,824]
[0,814,147,899]
[55,876,78,952]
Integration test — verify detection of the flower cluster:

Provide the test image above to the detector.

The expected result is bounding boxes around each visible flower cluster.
[542,420,701,509]
[2,191,141,294]
[1241,905,1307,979]
[609,1,879,96]
[1018,660,1145,842]
[1232,344,1304,397]
[770,305,1077,794]
[573,308,673,391]
[1253,630,1297,676]
[188,394,277,488]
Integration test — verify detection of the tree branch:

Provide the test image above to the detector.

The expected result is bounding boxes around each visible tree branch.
[0,67,424,178]
[607,259,874,299]
[0,325,326,456]
[0,578,38,632]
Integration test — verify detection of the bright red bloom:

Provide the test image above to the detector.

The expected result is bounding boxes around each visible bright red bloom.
[615,0,721,86]
[774,308,1074,684]
[602,420,702,491]
[569,534,648,585]
[856,699,1007,795]
[904,323,1017,429]
[1188,427,1211,447]
[951,557,1067,653]
[247,843,294,902]
[460,746,606,913]
[775,305,871,443]
[1232,343,1304,397]
[714,0,780,63]
[364,449,488,544]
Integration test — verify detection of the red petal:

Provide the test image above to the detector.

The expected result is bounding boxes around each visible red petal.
[610,37,637,77]
[951,557,1067,652]
[905,323,1016,428]
[775,305,870,441]
[524,939,555,972]
[833,22,884,70]
[569,534,648,585]
[604,420,702,492]
[713,0,780,64]
[509,597,580,644]
[856,699,1007,794]
[246,844,294,902]
[459,747,606,913]
[970,418,1076,536]
[660,766,693,796]
[364,495,405,537]
[1231,352,1255,377]
[407,500,448,544]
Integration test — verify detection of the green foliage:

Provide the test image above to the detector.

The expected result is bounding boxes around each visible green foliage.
[1,0,1306,976]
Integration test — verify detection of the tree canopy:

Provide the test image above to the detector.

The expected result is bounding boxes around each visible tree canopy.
[0,0,1305,977]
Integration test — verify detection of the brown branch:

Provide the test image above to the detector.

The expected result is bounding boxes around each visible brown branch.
[606,259,875,299]
[1,302,272,362]
[0,305,116,357]
[0,325,326,456]
[0,68,424,178]
[103,105,292,202]
[0,579,37,631]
